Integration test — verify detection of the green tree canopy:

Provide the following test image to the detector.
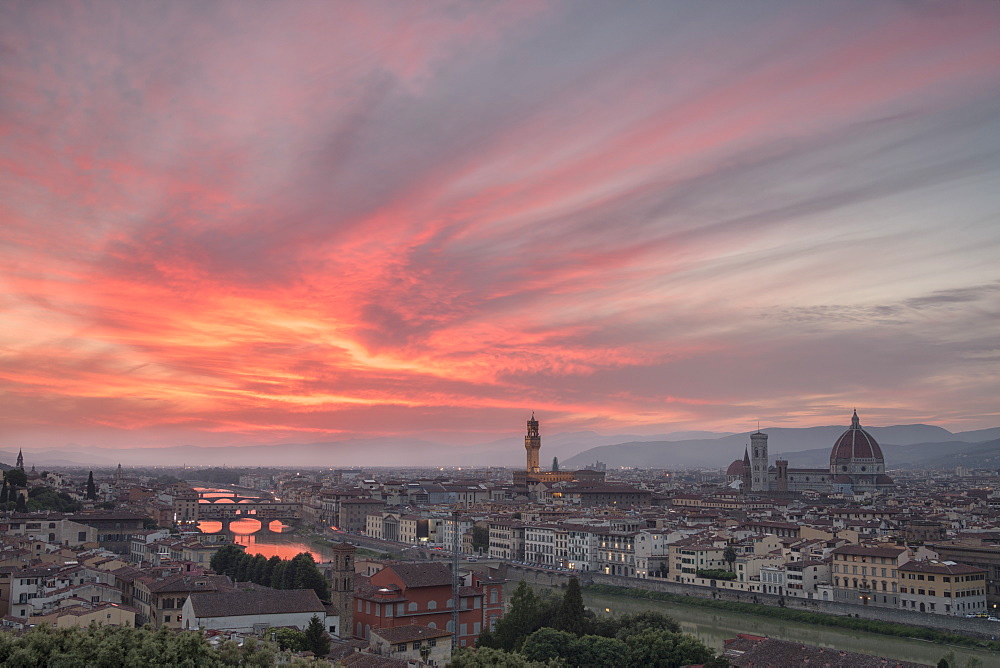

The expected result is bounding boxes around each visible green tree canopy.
[624,629,714,668]
[451,646,561,668]
[5,468,27,488]
[0,622,290,667]
[521,628,576,663]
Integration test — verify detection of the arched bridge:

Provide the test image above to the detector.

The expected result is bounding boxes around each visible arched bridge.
[198,500,303,532]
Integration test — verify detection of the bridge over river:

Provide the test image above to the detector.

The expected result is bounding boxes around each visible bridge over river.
[196,490,303,533]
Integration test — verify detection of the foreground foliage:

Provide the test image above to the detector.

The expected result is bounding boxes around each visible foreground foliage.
[0,623,318,667]
[473,579,717,667]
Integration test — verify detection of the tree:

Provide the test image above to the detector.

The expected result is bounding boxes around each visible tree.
[0,480,8,503]
[521,628,576,663]
[481,580,549,651]
[575,635,628,668]
[86,471,97,500]
[15,493,26,512]
[0,622,291,667]
[5,468,26,488]
[553,577,588,636]
[612,611,681,639]
[262,556,281,587]
[303,614,330,657]
[624,629,714,668]
[552,457,559,471]
[723,545,738,573]
[295,555,331,601]
[210,544,244,577]
[452,646,559,667]
[272,627,307,652]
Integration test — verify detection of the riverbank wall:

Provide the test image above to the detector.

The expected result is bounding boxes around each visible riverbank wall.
[501,564,1000,640]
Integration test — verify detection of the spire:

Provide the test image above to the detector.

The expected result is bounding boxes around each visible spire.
[16,449,23,470]
[743,447,750,466]
[851,409,860,429]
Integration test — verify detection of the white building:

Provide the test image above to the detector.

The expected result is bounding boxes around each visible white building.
[183,588,335,634]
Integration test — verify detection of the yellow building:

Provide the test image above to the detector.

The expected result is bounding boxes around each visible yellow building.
[32,602,137,628]
[898,560,987,616]
[831,543,908,607]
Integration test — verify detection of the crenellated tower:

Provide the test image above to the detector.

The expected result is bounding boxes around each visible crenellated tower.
[525,413,541,474]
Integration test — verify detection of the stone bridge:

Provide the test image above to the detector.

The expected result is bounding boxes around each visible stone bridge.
[198,500,303,533]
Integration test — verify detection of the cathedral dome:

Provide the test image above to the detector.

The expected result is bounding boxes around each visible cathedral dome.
[726,459,747,476]
[829,410,884,464]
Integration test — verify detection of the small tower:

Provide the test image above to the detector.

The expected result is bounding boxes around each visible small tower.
[328,542,356,639]
[114,463,125,487]
[15,449,24,471]
[525,413,541,474]
[750,430,768,492]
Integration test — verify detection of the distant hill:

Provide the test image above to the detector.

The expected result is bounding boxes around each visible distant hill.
[562,423,995,470]
[771,439,1000,470]
[2,424,995,470]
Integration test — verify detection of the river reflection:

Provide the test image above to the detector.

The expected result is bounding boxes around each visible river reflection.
[512,583,998,667]
[198,527,335,563]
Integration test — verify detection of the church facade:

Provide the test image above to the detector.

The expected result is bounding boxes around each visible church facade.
[726,411,894,495]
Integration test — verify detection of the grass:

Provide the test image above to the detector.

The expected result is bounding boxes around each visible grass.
[584,583,1000,652]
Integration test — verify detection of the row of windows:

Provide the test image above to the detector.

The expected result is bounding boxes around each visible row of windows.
[833,564,897,578]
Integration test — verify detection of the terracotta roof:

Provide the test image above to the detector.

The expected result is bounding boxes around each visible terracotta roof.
[832,544,907,559]
[188,588,324,618]
[382,562,452,588]
[341,654,409,668]
[372,624,452,643]
[899,560,985,575]
[146,573,232,594]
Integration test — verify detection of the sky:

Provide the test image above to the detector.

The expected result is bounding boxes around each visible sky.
[1,1,999,454]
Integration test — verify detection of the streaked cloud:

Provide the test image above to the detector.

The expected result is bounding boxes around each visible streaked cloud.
[1,0,998,452]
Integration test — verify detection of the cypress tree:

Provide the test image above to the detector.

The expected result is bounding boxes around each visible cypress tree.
[1,480,8,504]
[86,471,97,500]
[303,614,330,657]
[262,555,281,588]
[554,577,587,635]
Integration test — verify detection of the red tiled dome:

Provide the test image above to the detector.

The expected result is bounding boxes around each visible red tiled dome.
[726,459,747,476]
[829,410,884,464]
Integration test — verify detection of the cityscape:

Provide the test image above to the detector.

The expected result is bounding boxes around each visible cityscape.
[2,411,1000,666]
[2,1,1000,667]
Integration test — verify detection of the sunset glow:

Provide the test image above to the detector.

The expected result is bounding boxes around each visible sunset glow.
[2,1,999,455]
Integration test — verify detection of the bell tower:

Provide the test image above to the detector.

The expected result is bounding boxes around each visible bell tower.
[750,430,768,492]
[328,542,356,639]
[525,413,541,474]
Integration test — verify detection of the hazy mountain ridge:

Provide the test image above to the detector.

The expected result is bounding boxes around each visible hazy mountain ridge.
[1,424,995,469]
[562,424,1000,470]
